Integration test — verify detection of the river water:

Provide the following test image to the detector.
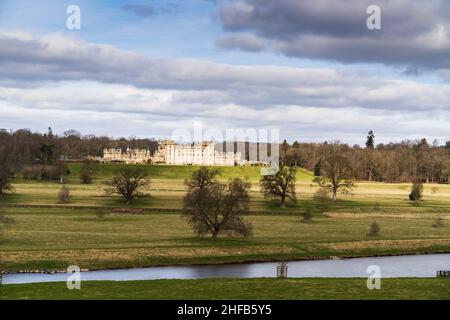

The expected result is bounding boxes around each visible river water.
[3,253,449,284]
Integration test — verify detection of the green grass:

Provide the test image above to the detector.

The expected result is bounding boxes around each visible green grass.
[1,163,449,273]
[66,163,314,182]
[6,175,450,212]
[1,207,450,272]
[1,278,449,300]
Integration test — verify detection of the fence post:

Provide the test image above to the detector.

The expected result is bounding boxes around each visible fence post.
[277,262,288,278]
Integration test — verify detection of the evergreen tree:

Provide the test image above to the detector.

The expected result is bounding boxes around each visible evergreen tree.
[313,160,321,176]
[366,130,375,149]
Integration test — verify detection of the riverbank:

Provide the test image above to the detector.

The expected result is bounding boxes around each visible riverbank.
[1,278,449,300]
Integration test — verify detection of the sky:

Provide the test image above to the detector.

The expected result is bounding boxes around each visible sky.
[0,0,449,145]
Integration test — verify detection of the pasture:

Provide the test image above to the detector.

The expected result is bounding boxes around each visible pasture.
[1,164,449,272]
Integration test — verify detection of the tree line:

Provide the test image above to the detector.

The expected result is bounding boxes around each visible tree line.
[0,127,158,186]
[0,127,158,168]
[281,132,450,184]
[0,128,449,185]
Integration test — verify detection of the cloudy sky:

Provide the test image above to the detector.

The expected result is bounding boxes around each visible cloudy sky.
[0,0,449,145]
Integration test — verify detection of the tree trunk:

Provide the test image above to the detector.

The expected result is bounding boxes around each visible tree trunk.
[332,191,337,202]
[280,195,286,208]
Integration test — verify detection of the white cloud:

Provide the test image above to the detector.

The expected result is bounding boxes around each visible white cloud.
[0,30,449,144]
[217,0,450,72]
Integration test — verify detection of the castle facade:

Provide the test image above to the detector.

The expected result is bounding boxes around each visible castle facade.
[99,148,152,164]
[93,141,243,166]
[159,141,242,166]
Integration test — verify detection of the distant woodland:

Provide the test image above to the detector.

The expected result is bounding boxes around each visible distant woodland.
[0,128,449,184]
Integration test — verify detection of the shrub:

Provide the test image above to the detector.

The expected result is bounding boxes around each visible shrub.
[300,208,313,222]
[80,160,96,184]
[368,221,380,237]
[313,161,321,176]
[313,188,331,211]
[432,217,444,228]
[409,181,423,201]
[58,185,70,203]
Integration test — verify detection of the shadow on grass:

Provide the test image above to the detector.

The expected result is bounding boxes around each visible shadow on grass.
[0,193,27,204]
[169,236,261,247]
[99,194,155,207]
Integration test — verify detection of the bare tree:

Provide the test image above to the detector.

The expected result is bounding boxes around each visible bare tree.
[106,167,150,204]
[260,165,297,208]
[185,166,220,189]
[183,167,252,239]
[313,150,355,201]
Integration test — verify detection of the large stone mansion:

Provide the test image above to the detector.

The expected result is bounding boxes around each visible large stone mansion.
[96,147,152,164]
[92,141,244,166]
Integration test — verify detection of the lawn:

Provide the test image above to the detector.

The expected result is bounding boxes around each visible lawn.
[0,163,449,272]
[65,163,314,182]
[1,278,449,300]
[1,208,450,272]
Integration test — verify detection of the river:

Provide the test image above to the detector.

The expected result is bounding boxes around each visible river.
[3,253,449,284]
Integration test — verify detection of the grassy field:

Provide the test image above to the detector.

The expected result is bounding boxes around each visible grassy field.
[1,278,449,300]
[1,207,450,271]
[66,163,314,182]
[0,164,449,273]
